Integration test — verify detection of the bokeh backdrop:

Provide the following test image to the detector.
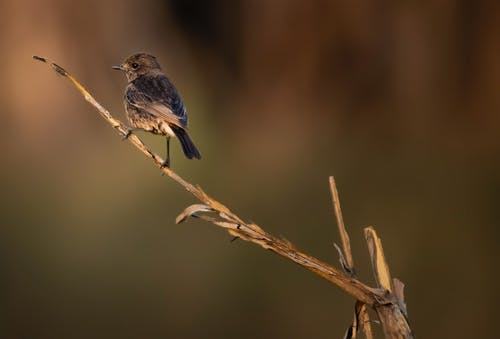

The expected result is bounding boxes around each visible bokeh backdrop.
[2,0,499,338]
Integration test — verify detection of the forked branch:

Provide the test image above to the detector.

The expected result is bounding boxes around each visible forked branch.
[34,55,412,338]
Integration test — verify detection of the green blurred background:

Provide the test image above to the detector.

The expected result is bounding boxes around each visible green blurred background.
[2,0,499,338]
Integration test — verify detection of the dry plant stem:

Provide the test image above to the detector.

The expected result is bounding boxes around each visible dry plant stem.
[329,176,354,270]
[34,56,412,338]
[352,301,373,339]
[329,177,373,339]
[364,226,412,338]
[358,305,374,339]
[365,226,393,292]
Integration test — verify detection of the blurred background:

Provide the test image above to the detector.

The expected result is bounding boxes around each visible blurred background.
[1,0,499,338]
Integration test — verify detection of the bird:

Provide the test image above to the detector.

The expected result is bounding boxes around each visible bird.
[113,53,201,168]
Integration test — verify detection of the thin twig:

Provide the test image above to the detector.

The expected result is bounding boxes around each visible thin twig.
[364,226,413,338]
[329,177,373,339]
[329,176,354,272]
[364,226,393,292]
[359,304,374,339]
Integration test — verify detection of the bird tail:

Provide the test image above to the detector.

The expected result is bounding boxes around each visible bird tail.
[172,126,201,160]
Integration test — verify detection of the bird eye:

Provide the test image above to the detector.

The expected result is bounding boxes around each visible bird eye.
[131,62,139,69]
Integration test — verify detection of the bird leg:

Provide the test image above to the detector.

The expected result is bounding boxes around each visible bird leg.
[162,137,170,168]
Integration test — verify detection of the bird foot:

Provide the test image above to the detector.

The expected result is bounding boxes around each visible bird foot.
[160,159,170,169]
[122,129,132,140]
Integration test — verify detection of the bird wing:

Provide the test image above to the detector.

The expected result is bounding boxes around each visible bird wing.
[126,76,188,130]
[130,100,186,130]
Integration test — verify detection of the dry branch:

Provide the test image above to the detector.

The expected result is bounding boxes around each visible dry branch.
[329,176,354,273]
[364,227,411,338]
[34,55,413,338]
[330,177,373,339]
[365,226,394,292]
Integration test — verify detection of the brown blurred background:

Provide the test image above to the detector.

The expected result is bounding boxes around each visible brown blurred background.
[1,0,499,338]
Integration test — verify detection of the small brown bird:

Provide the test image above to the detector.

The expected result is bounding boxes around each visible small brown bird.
[113,53,201,167]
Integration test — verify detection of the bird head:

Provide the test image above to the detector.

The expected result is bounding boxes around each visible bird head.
[113,53,162,81]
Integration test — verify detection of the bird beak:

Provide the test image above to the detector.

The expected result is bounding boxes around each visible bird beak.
[112,65,124,71]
